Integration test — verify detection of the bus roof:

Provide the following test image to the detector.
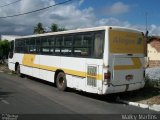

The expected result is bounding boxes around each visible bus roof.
[16,26,143,39]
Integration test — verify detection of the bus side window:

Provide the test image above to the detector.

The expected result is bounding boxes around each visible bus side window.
[28,38,36,53]
[36,37,41,54]
[61,35,73,56]
[55,36,62,55]
[94,32,104,58]
[73,34,92,57]
[9,40,14,58]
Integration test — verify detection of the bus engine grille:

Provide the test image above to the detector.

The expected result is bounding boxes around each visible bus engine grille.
[87,66,97,87]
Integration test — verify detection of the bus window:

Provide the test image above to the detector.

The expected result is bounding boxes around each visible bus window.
[83,35,92,46]
[74,35,82,46]
[63,36,73,46]
[28,38,36,53]
[55,48,61,55]
[55,37,62,46]
[15,39,25,53]
[73,34,92,57]
[61,48,72,56]
[94,32,104,58]
[9,40,14,58]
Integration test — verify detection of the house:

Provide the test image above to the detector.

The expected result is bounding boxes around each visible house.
[147,36,160,67]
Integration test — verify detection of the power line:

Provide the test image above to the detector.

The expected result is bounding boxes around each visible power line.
[0,0,74,19]
[0,0,22,8]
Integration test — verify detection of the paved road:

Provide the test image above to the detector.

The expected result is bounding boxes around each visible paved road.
[0,72,158,119]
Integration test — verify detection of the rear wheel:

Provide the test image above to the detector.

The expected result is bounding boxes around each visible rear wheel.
[56,72,67,91]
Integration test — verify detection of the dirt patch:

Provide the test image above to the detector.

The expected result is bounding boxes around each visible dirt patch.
[117,87,160,105]
[0,64,12,74]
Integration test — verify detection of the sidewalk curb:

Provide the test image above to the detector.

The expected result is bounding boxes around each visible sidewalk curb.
[116,98,160,112]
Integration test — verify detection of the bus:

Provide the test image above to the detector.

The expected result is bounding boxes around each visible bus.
[8,26,146,94]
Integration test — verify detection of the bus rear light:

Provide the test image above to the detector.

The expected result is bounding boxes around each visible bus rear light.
[104,72,111,79]
[104,72,111,84]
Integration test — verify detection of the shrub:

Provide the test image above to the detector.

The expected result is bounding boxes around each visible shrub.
[145,74,160,88]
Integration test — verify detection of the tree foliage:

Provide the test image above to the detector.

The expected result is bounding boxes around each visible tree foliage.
[58,27,66,31]
[34,22,45,34]
[0,40,10,59]
[50,23,66,32]
[51,23,58,32]
[34,22,67,34]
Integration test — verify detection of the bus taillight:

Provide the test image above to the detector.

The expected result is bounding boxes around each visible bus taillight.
[104,71,111,84]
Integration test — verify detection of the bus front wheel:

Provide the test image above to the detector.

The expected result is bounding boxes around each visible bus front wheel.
[16,64,24,77]
[56,72,67,91]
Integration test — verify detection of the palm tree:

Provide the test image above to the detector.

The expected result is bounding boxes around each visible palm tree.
[50,23,58,32]
[34,22,45,34]
[58,27,66,31]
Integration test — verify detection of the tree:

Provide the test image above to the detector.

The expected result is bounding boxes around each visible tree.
[0,40,9,61]
[58,27,66,31]
[51,23,58,32]
[50,23,66,32]
[34,22,45,34]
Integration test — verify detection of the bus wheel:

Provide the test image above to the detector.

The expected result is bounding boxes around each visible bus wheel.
[16,64,24,77]
[56,72,67,91]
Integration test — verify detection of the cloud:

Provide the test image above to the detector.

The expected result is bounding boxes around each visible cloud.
[79,0,84,5]
[105,2,130,15]
[97,17,130,27]
[0,0,159,36]
[0,0,96,35]
[149,24,160,36]
[96,17,160,36]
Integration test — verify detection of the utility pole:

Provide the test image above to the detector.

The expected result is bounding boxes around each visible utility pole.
[145,12,148,32]
[144,12,149,57]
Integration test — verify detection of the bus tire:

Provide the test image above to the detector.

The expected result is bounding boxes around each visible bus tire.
[56,72,67,91]
[16,64,24,78]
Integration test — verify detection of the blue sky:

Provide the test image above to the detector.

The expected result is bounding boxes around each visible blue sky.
[79,0,160,25]
[0,0,160,35]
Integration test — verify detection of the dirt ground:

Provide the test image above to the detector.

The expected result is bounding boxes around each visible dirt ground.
[117,86,160,105]
[0,64,159,105]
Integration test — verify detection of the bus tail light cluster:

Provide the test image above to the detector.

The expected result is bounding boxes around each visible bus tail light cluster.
[104,71,111,85]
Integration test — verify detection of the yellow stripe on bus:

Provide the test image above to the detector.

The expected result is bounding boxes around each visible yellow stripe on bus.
[114,58,142,70]
[22,54,103,80]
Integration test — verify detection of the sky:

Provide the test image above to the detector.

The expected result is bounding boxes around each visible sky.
[0,0,160,36]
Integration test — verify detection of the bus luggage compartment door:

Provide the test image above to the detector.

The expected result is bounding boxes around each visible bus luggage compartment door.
[111,56,143,86]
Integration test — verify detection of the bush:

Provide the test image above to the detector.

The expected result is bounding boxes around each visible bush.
[145,74,160,88]
[0,40,10,63]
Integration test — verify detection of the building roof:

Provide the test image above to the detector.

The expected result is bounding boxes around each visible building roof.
[148,36,160,43]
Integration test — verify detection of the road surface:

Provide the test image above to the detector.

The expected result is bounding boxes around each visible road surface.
[0,72,158,119]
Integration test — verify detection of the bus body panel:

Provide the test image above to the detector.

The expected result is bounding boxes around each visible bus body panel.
[101,27,145,94]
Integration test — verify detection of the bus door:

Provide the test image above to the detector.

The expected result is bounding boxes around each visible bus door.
[111,55,143,86]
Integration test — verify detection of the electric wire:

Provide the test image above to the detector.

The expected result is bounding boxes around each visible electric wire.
[0,0,74,19]
[0,0,22,8]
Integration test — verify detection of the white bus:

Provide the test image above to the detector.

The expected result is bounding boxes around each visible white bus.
[8,26,146,94]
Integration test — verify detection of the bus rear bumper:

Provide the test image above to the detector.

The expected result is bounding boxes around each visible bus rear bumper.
[103,81,145,94]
